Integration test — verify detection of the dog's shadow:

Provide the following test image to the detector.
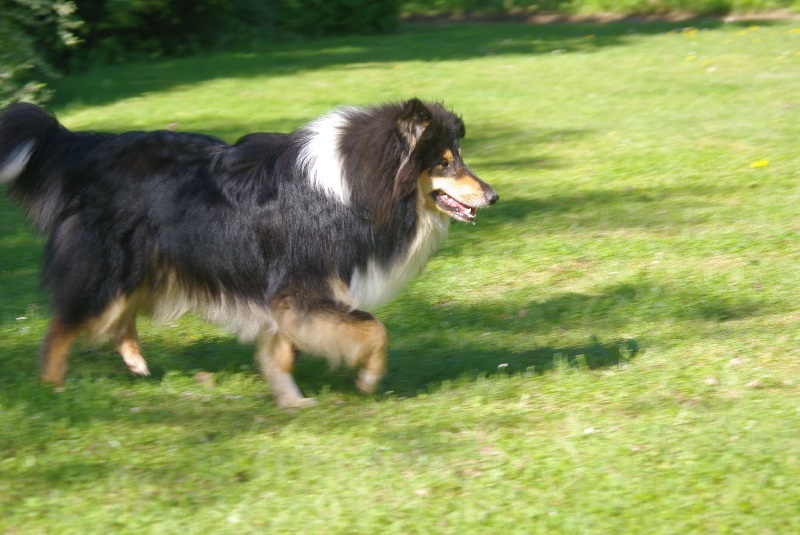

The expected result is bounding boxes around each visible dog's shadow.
[0,313,639,416]
[106,323,639,400]
[379,337,640,397]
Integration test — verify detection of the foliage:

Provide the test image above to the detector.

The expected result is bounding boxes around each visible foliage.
[276,0,401,36]
[67,0,272,66]
[61,0,399,67]
[0,0,82,106]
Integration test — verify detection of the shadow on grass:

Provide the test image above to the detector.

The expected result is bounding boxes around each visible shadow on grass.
[439,179,752,247]
[0,268,765,457]
[4,258,762,398]
[0,260,765,412]
[48,20,740,110]
[376,336,640,398]
[0,313,638,408]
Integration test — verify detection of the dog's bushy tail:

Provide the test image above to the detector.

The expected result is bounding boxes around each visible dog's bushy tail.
[0,102,85,233]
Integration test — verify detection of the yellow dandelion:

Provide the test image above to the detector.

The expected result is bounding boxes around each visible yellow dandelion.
[686,55,697,61]
[683,27,699,36]
[790,28,800,34]
[750,160,769,168]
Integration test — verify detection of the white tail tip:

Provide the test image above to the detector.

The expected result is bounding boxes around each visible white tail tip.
[0,140,36,184]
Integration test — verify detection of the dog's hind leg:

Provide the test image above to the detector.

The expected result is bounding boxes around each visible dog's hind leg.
[255,329,317,409]
[112,316,150,377]
[91,295,150,377]
[271,297,389,399]
[40,318,82,386]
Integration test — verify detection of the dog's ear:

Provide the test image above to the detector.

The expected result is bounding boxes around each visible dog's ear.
[396,98,431,149]
[370,99,432,227]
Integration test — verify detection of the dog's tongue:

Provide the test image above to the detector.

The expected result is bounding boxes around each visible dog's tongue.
[439,193,476,220]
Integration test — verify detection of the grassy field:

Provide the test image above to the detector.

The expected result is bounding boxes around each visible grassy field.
[2,19,800,534]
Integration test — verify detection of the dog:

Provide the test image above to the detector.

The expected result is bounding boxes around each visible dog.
[0,99,497,407]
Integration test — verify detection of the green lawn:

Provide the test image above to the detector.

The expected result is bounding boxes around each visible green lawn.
[2,20,800,533]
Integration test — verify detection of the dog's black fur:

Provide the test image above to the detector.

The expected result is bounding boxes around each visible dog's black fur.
[0,99,497,407]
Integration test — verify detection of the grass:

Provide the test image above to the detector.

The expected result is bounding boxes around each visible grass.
[2,19,800,533]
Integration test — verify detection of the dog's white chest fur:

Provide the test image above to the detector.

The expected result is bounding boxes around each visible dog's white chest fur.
[347,209,449,311]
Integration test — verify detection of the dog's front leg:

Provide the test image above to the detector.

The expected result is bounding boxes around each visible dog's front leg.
[255,330,317,409]
[270,297,388,400]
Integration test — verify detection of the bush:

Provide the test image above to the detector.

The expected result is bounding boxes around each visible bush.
[0,0,82,106]
[1,0,400,100]
[65,0,398,68]
[68,0,246,65]
[275,0,401,36]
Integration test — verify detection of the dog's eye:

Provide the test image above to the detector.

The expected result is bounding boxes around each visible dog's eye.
[439,159,450,168]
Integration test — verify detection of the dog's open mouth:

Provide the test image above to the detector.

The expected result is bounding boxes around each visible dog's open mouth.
[433,192,477,222]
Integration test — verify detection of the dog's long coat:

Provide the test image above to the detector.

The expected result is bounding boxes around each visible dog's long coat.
[0,99,497,407]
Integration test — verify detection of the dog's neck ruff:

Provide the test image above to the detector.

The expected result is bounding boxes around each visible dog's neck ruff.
[298,108,357,205]
[347,207,450,311]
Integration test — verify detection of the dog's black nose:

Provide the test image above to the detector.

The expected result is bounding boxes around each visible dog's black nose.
[486,188,499,205]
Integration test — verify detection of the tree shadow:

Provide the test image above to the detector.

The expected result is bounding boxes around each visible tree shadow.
[438,180,747,248]
[49,20,739,110]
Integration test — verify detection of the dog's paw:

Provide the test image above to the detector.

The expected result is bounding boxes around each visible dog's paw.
[355,370,382,395]
[123,353,150,376]
[126,360,150,377]
[276,395,318,409]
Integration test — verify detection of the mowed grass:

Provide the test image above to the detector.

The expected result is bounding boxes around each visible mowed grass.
[2,20,800,533]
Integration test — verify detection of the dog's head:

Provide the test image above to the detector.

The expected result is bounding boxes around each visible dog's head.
[395,98,498,223]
